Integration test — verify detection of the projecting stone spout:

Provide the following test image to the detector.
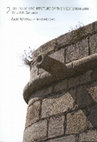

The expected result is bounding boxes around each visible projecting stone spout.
[36,53,97,78]
[36,54,67,77]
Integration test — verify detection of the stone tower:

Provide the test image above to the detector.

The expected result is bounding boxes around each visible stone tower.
[23,21,97,142]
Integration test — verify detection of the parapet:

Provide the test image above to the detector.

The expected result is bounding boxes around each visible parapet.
[23,21,97,104]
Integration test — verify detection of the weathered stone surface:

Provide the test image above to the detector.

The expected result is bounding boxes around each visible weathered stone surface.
[48,115,65,138]
[30,64,38,81]
[69,22,93,44]
[68,71,92,88]
[88,82,97,103]
[30,65,44,82]
[66,37,89,63]
[39,39,57,54]
[41,89,75,118]
[89,33,97,54]
[28,97,40,106]
[87,105,97,128]
[94,21,97,32]
[66,110,87,134]
[23,120,47,142]
[26,101,40,128]
[68,75,80,89]
[79,130,97,142]
[79,70,92,85]
[76,85,94,108]
[50,48,65,63]
[53,79,67,92]
[91,68,97,81]
[32,86,53,98]
[49,135,76,142]
[57,32,73,48]
[56,22,93,49]
[83,22,94,35]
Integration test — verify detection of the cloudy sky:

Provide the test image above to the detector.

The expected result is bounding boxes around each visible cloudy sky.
[0,0,97,142]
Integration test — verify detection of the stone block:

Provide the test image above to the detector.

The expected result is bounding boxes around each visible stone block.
[23,120,47,142]
[66,37,89,63]
[87,105,97,128]
[70,23,93,44]
[53,79,67,92]
[83,22,94,35]
[25,101,40,128]
[57,32,73,48]
[91,68,97,81]
[50,48,65,63]
[49,135,76,142]
[32,86,53,98]
[30,64,38,81]
[48,115,65,138]
[88,81,97,103]
[66,110,87,134]
[89,33,97,54]
[79,130,97,142]
[68,75,80,89]
[68,71,92,88]
[30,65,44,81]
[94,21,97,32]
[28,97,39,106]
[41,89,75,118]
[78,71,92,85]
[76,85,94,108]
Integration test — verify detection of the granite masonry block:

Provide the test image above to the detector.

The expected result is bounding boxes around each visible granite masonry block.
[57,32,73,48]
[76,85,94,108]
[41,89,75,118]
[50,48,65,63]
[28,97,40,106]
[23,120,47,142]
[87,105,97,128]
[31,86,53,98]
[48,115,65,138]
[94,21,97,32]
[30,64,38,81]
[68,70,92,88]
[88,81,97,103]
[79,130,97,142]
[25,101,40,128]
[91,68,97,81]
[89,33,97,54]
[82,21,94,35]
[49,135,76,142]
[66,37,89,63]
[53,79,67,92]
[69,22,94,44]
[66,110,87,134]
[30,64,44,81]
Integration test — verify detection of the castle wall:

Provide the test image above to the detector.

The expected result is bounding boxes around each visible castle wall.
[23,21,97,142]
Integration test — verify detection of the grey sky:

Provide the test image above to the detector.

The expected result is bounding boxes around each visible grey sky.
[0,0,97,142]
